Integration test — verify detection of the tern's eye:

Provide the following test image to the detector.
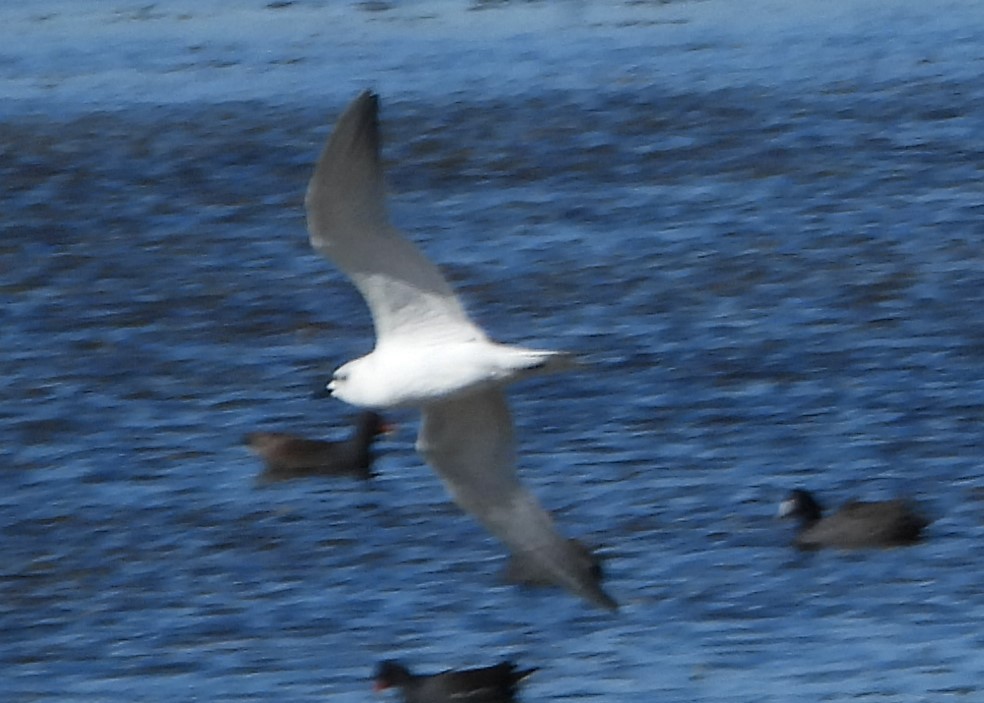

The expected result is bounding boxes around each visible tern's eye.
[332,370,349,384]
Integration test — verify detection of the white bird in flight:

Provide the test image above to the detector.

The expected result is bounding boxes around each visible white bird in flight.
[304,90,616,611]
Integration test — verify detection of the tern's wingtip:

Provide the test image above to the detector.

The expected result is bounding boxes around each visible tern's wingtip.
[595,591,620,613]
[351,88,378,112]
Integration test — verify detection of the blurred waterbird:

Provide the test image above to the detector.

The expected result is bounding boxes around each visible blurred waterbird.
[779,488,929,549]
[373,660,538,703]
[303,90,615,610]
[245,411,390,482]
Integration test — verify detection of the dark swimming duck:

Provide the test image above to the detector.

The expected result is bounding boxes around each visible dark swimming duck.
[245,411,390,482]
[373,659,537,703]
[779,488,929,549]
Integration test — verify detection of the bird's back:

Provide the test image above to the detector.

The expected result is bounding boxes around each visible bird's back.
[796,499,929,549]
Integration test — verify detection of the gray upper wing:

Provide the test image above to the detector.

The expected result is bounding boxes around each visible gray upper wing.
[417,388,616,611]
[305,91,485,346]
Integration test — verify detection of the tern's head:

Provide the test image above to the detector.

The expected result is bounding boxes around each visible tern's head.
[326,360,355,399]
[325,357,380,407]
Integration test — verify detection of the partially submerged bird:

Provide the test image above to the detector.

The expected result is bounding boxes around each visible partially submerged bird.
[373,660,537,703]
[778,488,930,549]
[244,411,389,482]
[304,90,615,610]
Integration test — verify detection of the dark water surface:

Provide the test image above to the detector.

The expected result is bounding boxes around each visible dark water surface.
[3,1,984,701]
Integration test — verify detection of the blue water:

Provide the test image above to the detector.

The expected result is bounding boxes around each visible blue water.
[3,0,984,700]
